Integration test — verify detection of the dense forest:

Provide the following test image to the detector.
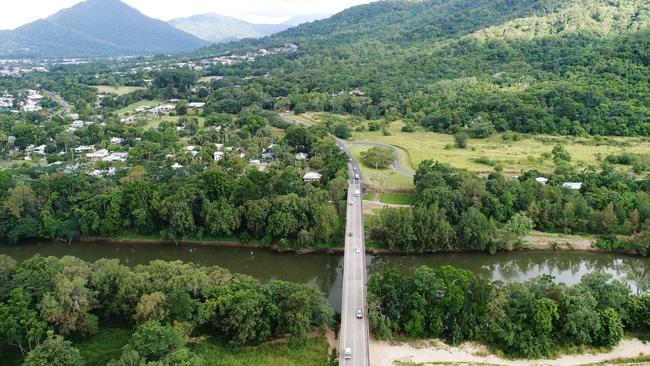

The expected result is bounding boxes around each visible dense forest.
[0,254,332,365]
[371,158,650,253]
[368,265,650,358]
[195,0,649,136]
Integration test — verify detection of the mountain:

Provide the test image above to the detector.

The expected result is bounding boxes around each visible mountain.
[199,0,650,136]
[0,0,209,58]
[168,13,291,43]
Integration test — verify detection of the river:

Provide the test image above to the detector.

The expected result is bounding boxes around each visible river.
[1,242,647,310]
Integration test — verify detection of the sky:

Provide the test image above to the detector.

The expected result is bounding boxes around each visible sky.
[0,0,375,30]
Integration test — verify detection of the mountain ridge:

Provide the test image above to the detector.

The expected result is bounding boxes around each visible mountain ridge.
[0,0,209,58]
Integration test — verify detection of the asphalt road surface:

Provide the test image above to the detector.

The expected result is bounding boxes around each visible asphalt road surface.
[338,142,370,366]
[280,113,370,365]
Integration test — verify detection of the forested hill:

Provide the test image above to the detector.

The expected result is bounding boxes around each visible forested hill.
[202,0,650,136]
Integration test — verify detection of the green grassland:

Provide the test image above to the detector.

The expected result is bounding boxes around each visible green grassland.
[380,193,415,205]
[352,120,650,176]
[349,145,415,191]
[116,99,164,116]
[95,85,145,96]
[4,329,331,366]
[302,113,650,177]
[195,336,331,366]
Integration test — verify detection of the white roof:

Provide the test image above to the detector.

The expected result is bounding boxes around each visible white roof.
[535,177,549,184]
[87,149,109,158]
[562,182,583,190]
[303,172,322,180]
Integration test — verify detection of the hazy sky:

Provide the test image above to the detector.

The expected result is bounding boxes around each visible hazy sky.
[0,0,375,30]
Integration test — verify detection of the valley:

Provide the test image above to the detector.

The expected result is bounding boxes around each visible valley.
[0,0,650,365]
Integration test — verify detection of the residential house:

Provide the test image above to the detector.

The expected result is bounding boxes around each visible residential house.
[535,177,549,185]
[562,182,583,190]
[188,102,205,109]
[110,137,124,145]
[102,152,128,162]
[87,149,110,161]
[303,172,322,182]
[75,145,95,154]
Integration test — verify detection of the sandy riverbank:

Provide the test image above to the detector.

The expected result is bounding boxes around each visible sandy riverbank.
[370,339,650,366]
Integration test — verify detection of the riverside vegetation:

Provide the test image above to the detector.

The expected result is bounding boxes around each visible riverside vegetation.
[0,254,333,365]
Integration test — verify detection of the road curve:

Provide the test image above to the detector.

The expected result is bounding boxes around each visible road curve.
[348,141,415,177]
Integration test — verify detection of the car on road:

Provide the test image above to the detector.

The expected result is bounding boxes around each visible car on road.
[353,166,357,171]
[355,248,361,253]
[348,232,353,237]
[344,348,352,359]
[348,201,354,206]
[354,173,360,180]
[356,308,363,319]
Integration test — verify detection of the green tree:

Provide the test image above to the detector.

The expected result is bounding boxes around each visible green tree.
[361,147,394,169]
[24,332,84,366]
[458,207,495,251]
[0,288,48,356]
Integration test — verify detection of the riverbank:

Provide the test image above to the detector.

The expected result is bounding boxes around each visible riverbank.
[75,236,346,255]
[54,232,641,259]
[370,338,650,366]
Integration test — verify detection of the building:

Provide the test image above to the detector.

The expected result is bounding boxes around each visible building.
[121,116,137,125]
[102,152,128,162]
[87,149,110,161]
[562,182,583,190]
[295,153,308,161]
[188,102,206,108]
[75,145,95,154]
[71,120,86,128]
[303,172,322,182]
[214,151,224,161]
[535,177,549,185]
[110,137,124,145]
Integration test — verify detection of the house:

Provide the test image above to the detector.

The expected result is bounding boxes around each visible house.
[121,116,137,125]
[262,152,276,160]
[135,106,150,113]
[214,151,224,161]
[110,137,124,145]
[188,102,206,109]
[535,177,549,185]
[295,153,308,161]
[103,152,128,162]
[75,145,95,154]
[87,149,110,161]
[32,145,47,155]
[171,163,184,169]
[71,120,85,128]
[303,172,322,182]
[215,143,224,150]
[148,105,175,114]
[88,168,116,177]
[0,96,14,108]
[562,182,583,190]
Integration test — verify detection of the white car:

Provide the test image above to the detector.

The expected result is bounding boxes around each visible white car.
[356,308,364,319]
[349,201,354,206]
[344,348,352,359]
[355,248,361,254]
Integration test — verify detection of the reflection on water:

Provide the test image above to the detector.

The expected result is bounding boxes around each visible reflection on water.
[1,242,648,310]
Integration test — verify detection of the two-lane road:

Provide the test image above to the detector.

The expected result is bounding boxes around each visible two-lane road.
[338,143,370,366]
[280,113,370,365]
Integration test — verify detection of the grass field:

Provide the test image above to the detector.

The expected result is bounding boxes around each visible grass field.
[349,145,415,190]
[380,193,415,205]
[95,85,145,96]
[4,329,330,366]
[299,113,650,176]
[116,99,163,116]
[193,336,331,366]
[351,120,650,175]
[77,327,130,366]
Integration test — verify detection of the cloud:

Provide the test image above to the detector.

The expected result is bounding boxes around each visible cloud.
[0,0,375,29]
